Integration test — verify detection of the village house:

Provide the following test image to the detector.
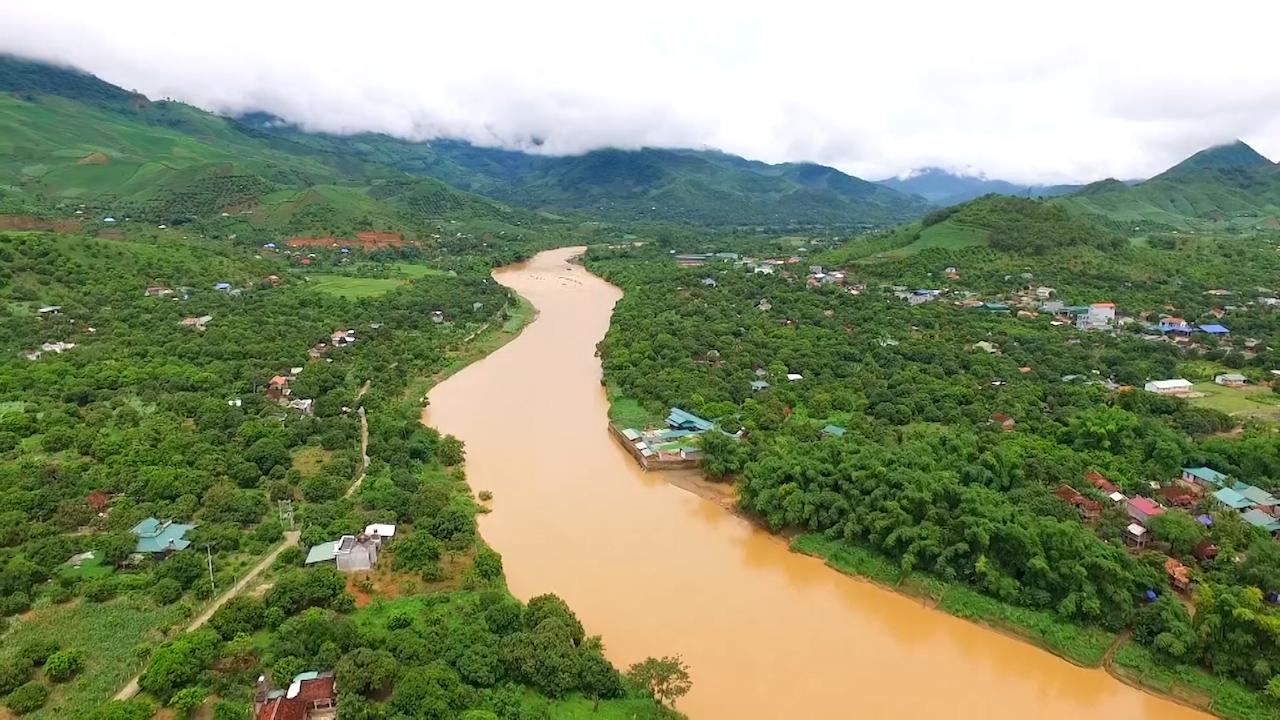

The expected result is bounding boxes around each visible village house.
[1181,466,1228,491]
[37,305,62,316]
[1165,558,1191,591]
[750,380,770,392]
[1214,373,1247,387]
[1086,469,1119,495]
[365,523,396,542]
[786,373,804,382]
[666,408,714,432]
[1125,496,1164,526]
[1158,484,1196,508]
[1199,323,1230,337]
[1242,509,1280,535]
[1156,317,1192,335]
[1076,302,1116,331]
[265,275,281,287]
[1144,378,1194,397]
[674,254,709,267]
[990,412,1016,432]
[39,341,76,354]
[131,517,194,556]
[1212,486,1254,511]
[145,286,175,297]
[1053,485,1101,520]
[305,533,381,572]
[267,374,292,400]
[1125,523,1149,548]
[822,424,846,439]
[179,315,213,331]
[254,671,337,720]
[1035,286,1056,299]
[330,329,356,348]
[1194,538,1220,563]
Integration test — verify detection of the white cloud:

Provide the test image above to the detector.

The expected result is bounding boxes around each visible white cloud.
[2,0,1278,184]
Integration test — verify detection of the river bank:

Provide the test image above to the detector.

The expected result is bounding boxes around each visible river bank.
[425,246,1214,719]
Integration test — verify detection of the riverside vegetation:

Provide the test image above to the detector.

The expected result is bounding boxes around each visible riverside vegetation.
[586,196,1280,719]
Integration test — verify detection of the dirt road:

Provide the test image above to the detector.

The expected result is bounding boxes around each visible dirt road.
[113,530,301,700]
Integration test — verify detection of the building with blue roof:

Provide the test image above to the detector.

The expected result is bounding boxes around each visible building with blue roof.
[1233,483,1279,509]
[1198,324,1230,335]
[822,424,846,438]
[666,408,713,432]
[131,517,194,555]
[1181,467,1228,488]
[1242,508,1280,534]
[1213,487,1254,511]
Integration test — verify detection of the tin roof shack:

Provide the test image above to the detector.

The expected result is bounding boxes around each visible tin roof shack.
[1165,558,1191,591]
[1053,485,1101,520]
[1126,496,1164,527]
[1181,466,1228,491]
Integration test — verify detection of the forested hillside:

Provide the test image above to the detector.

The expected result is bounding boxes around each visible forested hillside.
[1061,141,1280,231]
[241,119,932,228]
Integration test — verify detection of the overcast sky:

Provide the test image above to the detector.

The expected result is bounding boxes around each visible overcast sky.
[2,1,1279,184]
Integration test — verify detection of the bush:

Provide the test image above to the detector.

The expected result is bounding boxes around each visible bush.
[44,649,86,682]
[5,682,49,714]
[83,577,117,602]
[169,686,207,715]
[16,637,60,666]
[0,658,32,696]
[274,546,303,568]
[154,578,184,605]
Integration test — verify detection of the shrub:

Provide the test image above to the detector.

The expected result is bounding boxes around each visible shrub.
[16,637,59,666]
[44,649,87,682]
[0,658,32,696]
[274,546,303,568]
[168,686,207,715]
[83,577,117,602]
[153,578,184,605]
[5,681,49,714]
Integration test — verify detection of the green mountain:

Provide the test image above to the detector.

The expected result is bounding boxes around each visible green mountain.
[1061,140,1280,230]
[877,167,1080,206]
[0,55,567,248]
[240,118,932,227]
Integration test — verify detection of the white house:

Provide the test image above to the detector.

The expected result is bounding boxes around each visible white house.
[1144,378,1194,396]
[1076,302,1116,330]
[1214,373,1247,387]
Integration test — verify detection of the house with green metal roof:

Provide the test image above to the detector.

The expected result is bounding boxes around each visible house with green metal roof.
[1181,466,1228,489]
[1213,487,1254,511]
[131,517,194,555]
[666,408,713,432]
[1241,508,1280,534]
[822,424,846,438]
[1232,483,1279,509]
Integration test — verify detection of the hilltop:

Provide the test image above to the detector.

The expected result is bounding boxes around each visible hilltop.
[1061,140,1280,230]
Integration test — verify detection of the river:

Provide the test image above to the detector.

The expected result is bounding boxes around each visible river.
[424,246,1208,719]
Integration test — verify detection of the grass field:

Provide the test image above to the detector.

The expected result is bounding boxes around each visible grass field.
[0,596,186,719]
[856,220,990,263]
[1190,381,1280,420]
[57,553,113,580]
[607,383,663,430]
[290,445,333,478]
[306,274,406,298]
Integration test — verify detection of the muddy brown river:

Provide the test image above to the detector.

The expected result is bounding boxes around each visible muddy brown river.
[424,246,1208,719]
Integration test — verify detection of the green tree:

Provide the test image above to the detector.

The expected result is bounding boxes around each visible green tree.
[625,656,692,707]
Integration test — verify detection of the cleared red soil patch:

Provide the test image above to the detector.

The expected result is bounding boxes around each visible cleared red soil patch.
[287,230,416,250]
[77,152,108,165]
[0,214,82,233]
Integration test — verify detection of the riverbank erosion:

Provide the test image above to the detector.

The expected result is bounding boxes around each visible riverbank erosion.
[423,246,1209,719]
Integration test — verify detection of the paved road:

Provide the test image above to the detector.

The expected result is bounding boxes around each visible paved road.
[113,530,302,700]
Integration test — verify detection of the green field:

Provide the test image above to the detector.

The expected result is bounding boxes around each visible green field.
[57,553,113,580]
[882,221,988,257]
[0,596,186,719]
[1190,381,1280,420]
[306,274,407,298]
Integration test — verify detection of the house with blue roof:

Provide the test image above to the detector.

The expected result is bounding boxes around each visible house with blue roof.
[666,408,713,432]
[1233,483,1279,510]
[1242,508,1280,534]
[131,517,194,556]
[1213,487,1254,511]
[822,424,846,438]
[1198,324,1230,335]
[1181,467,1228,489]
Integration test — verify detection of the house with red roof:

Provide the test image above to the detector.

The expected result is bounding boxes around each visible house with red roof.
[255,671,336,720]
[1126,496,1164,527]
[1085,470,1118,495]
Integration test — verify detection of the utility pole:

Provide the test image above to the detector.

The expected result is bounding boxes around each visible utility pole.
[205,544,216,597]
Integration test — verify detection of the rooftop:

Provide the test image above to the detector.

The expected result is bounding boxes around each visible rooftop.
[1212,487,1254,510]
[1184,466,1228,485]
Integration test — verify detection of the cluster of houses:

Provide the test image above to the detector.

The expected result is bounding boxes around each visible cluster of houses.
[1058,465,1280,593]
[304,524,395,572]
[267,367,314,415]
[309,329,358,360]
[616,408,713,470]
[254,670,336,720]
